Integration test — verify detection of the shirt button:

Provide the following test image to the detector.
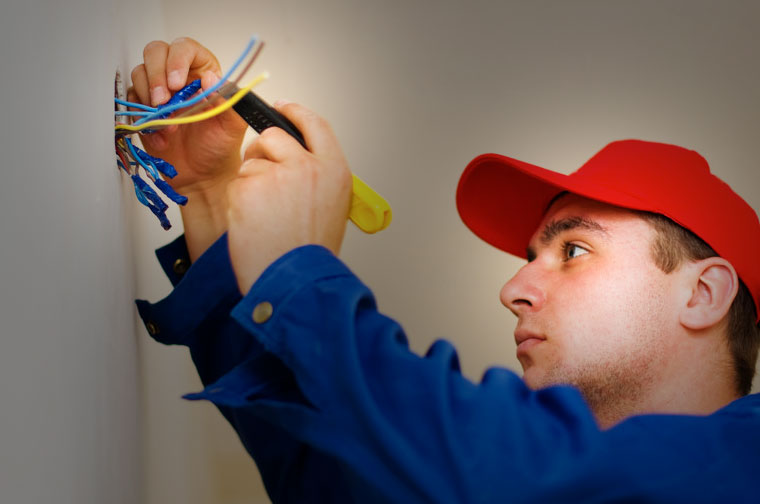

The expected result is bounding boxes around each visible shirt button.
[173,258,189,276]
[252,302,273,324]
[145,321,160,336]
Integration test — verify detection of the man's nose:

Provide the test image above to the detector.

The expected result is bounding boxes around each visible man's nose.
[500,263,546,316]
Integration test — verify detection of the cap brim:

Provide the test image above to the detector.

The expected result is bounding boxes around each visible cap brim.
[456,153,572,258]
[456,153,653,258]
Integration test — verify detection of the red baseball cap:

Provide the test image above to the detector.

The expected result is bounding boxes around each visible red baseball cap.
[456,139,760,323]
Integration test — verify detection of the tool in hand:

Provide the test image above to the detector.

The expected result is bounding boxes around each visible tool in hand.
[229,86,392,234]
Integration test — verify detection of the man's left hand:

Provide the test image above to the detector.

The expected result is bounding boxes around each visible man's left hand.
[227,101,353,294]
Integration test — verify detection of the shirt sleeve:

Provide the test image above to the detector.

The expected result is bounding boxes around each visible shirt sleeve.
[135,234,356,503]
[182,244,760,504]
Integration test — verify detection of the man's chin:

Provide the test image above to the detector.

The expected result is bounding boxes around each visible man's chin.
[521,364,571,391]
[521,367,548,390]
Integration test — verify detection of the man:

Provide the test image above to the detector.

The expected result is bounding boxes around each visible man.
[457,147,760,428]
[134,38,760,502]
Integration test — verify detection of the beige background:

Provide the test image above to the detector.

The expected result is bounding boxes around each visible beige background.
[132,1,760,503]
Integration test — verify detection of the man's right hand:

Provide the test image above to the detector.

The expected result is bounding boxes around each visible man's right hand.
[127,37,247,194]
[128,37,248,260]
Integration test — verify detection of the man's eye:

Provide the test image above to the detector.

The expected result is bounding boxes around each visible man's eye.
[563,243,589,260]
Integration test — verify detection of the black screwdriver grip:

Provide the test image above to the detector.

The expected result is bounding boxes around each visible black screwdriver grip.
[232,91,307,149]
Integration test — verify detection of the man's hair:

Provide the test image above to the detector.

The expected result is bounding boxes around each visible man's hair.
[637,211,760,396]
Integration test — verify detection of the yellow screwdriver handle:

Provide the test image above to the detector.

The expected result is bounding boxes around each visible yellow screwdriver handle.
[350,174,392,233]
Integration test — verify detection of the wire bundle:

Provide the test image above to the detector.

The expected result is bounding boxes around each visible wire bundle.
[114,36,266,229]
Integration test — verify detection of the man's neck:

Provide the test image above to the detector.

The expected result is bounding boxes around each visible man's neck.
[593,333,739,429]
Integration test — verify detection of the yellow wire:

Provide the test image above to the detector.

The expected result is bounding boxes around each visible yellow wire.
[115,72,269,132]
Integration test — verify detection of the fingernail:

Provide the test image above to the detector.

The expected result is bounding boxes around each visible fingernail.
[273,99,291,108]
[167,71,183,89]
[150,86,168,106]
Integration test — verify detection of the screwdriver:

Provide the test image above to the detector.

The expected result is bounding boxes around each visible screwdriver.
[230,88,392,234]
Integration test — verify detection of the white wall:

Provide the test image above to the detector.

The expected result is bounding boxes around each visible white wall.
[0,0,148,502]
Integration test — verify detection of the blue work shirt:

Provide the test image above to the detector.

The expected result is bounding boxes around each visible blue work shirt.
[136,234,760,503]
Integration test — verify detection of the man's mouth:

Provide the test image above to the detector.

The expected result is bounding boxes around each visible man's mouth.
[514,330,546,356]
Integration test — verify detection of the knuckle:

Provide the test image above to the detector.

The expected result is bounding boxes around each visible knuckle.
[299,107,329,131]
[170,36,194,46]
[143,40,168,57]
[339,165,352,186]
[311,113,330,130]
[258,128,289,151]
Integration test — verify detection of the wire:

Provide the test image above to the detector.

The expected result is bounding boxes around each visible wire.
[115,146,131,175]
[115,111,152,117]
[133,35,258,125]
[115,140,135,175]
[114,72,268,132]
[125,137,160,179]
[168,40,265,120]
[114,35,265,230]
[114,97,158,112]
[113,38,264,139]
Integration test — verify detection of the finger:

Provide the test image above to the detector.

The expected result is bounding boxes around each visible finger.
[129,64,150,107]
[139,129,168,151]
[243,127,304,163]
[126,88,142,109]
[166,37,221,91]
[200,71,221,92]
[143,40,170,106]
[125,86,170,150]
[273,101,338,156]
[242,138,265,161]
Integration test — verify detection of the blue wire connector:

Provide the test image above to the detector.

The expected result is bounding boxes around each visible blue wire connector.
[129,143,178,178]
[131,175,172,229]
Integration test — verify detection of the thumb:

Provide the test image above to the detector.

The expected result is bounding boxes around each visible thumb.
[272,101,338,156]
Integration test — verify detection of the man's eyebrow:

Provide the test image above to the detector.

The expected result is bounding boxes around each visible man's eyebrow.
[540,216,609,245]
[525,216,609,259]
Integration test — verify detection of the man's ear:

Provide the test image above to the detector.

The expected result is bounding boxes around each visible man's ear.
[680,257,739,330]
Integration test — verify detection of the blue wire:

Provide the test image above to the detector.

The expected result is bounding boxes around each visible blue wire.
[129,143,178,178]
[132,175,168,212]
[114,98,158,112]
[146,159,161,180]
[134,35,258,125]
[131,177,152,207]
[139,80,202,126]
[125,138,160,180]
[115,111,152,117]
[132,176,172,229]
[153,178,189,206]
